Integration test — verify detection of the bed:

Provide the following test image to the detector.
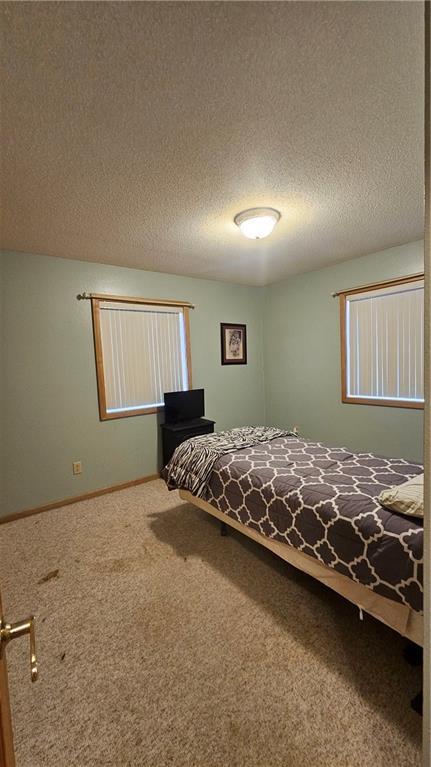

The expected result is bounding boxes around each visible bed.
[165,429,424,645]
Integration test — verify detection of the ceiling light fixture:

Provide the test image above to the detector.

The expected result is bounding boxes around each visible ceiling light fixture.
[234,207,281,240]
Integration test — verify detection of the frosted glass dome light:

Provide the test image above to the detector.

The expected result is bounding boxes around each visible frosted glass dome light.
[234,207,281,239]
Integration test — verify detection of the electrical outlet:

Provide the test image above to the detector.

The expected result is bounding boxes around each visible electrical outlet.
[72,461,82,475]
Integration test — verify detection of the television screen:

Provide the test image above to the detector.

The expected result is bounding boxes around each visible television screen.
[164,389,204,423]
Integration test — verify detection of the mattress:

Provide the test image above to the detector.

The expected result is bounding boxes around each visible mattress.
[205,437,423,614]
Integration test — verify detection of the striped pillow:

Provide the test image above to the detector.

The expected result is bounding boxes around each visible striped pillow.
[378,474,424,519]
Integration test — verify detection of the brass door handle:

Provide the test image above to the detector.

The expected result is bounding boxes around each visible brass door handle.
[0,615,38,682]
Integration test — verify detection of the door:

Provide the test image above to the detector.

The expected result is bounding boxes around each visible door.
[0,588,38,767]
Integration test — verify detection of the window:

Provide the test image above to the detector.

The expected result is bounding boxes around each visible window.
[91,295,192,420]
[339,275,424,409]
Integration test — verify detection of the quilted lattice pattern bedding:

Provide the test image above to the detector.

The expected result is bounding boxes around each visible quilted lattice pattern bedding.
[205,437,423,613]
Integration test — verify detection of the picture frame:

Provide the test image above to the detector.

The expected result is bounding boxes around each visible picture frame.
[220,323,247,365]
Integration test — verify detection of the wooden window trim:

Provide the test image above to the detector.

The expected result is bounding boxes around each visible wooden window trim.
[85,292,194,309]
[339,275,424,410]
[91,297,193,421]
[335,272,424,298]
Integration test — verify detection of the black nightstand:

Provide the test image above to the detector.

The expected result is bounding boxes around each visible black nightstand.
[161,418,215,466]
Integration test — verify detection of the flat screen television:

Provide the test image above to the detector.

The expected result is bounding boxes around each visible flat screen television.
[164,389,205,423]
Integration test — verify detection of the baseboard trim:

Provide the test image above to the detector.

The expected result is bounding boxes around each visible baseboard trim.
[0,474,160,525]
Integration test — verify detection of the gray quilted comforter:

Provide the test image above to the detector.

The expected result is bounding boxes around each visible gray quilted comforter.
[164,426,293,497]
[205,436,423,613]
[165,430,423,614]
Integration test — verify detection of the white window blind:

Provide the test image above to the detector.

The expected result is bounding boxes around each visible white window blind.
[99,301,189,414]
[345,280,424,404]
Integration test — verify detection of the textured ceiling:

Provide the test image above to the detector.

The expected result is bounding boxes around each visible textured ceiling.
[1,1,424,286]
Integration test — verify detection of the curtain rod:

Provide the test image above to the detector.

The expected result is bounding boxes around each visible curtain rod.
[331,272,424,298]
[76,292,195,309]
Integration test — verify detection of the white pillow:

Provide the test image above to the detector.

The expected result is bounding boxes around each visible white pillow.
[378,474,424,519]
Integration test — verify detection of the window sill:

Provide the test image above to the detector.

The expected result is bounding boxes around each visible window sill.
[342,396,424,410]
[100,406,164,421]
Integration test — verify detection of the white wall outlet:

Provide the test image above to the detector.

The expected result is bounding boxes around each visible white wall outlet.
[72,461,82,475]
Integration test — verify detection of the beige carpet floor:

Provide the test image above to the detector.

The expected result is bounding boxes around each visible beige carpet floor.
[0,479,422,767]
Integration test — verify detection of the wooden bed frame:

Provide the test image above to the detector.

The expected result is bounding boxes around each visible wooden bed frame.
[179,489,423,647]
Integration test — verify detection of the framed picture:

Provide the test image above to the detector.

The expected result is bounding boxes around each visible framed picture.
[220,323,247,365]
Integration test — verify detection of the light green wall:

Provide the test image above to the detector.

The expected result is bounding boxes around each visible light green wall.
[1,241,425,517]
[0,251,265,516]
[263,241,424,462]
